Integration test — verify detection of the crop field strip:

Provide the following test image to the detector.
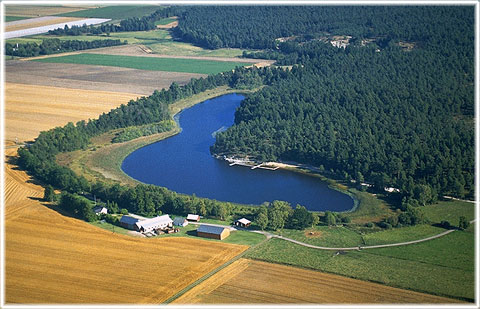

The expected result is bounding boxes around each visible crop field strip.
[4,83,141,143]
[173,258,459,304]
[5,60,204,95]
[55,5,162,19]
[4,5,90,17]
[5,16,84,32]
[32,53,252,75]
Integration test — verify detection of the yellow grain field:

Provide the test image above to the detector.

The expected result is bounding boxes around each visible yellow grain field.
[5,83,141,143]
[5,17,84,32]
[4,152,247,303]
[173,259,460,304]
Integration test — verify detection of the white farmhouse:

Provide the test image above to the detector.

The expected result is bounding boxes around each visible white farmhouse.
[135,215,173,233]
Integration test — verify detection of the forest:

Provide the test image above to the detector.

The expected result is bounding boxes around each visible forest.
[5,38,126,57]
[203,6,474,206]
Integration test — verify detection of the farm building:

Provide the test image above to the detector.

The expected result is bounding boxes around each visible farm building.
[93,206,108,215]
[234,218,251,228]
[135,215,173,233]
[173,217,188,227]
[197,225,230,240]
[119,215,139,230]
[187,214,200,222]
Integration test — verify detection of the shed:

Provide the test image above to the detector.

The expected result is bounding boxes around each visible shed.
[173,217,188,227]
[93,206,108,215]
[135,215,173,233]
[187,214,200,222]
[234,218,251,228]
[197,225,230,240]
[119,215,139,230]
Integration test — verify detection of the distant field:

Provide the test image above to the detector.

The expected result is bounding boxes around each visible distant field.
[5,16,31,22]
[5,83,140,143]
[56,5,162,19]
[33,53,251,74]
[174,258,460,304]
[423,199,475,224]
[5,16,82,32]
[245,232,474,301]
[4,5,90,17]
[155,17,176,25]
[278,226,363,247]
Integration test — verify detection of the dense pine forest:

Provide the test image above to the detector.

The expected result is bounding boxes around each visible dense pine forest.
[202,6,474,205]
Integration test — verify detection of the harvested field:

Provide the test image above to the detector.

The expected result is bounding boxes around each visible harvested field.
[5,16,83,32]
[4,5,90,17]
[4,83,140,143]
[4,148,248,303]
[5,60,204,95]
[173,259,461,304]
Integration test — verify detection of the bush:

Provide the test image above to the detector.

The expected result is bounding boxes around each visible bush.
[440,220,451,229]
[365,222,374,228]
[120,208,129,215]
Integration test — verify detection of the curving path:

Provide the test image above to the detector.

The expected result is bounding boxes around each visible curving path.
[242,218,476,251]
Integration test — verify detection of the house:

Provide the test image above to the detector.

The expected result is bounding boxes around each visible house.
[196,225,230,240]
[93,206,108,215]
[187,214,200,222]
[173,217,188,227]
[119,215,139,230]
[234,218,251,228]
[135,215,173,233]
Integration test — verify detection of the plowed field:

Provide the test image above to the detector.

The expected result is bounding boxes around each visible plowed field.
[5,83,140,143]
[4,148,247,303]
[173,259,460,304]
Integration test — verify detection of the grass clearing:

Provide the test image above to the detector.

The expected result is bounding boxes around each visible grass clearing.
[33,53,250,74]
[278,225,363,247]
[56,5,162,19]
[423,199,475,224]
[155,17,176,25]
[362,224,446,245]
[173,258,460,304]
[246,232,474,301]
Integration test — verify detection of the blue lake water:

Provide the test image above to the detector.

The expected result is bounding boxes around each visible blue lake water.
[122,94,353,211]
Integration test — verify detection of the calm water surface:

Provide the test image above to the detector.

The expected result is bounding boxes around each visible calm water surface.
[122,94,353,211]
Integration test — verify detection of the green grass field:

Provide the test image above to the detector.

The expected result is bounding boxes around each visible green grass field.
[5,15,30,22]
[33,53,250,74]
[362,224,446,245]
[56,5,162,19]
[246,229,475,301]
[423,199,475,225]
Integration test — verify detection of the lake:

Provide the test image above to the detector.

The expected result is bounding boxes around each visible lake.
[122,94,353,211]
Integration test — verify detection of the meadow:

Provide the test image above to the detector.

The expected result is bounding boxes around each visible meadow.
[245,230,475,301]
[33,53,251,74]
[173,258,460,304]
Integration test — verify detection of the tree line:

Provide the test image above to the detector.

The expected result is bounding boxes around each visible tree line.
[5,38,126,57]
[47,7,179,36]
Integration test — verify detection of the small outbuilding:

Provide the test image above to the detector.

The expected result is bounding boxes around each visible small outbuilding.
[93,206,108,215]
[187,214,200,222]
[135,214,173,233]
[197,225,230,240]
[173,217,188,227]
[119,215,139,230]
[234,218,251,228]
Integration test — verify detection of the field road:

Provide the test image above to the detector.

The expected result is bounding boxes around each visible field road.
[208,220,476,251]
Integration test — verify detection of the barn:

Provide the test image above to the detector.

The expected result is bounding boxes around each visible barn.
[197,225,230,240]
[187,214,200,222]
[135,215,173,233]
[234,218,251,228]
[173,217,188,227]
[119,215,139,230]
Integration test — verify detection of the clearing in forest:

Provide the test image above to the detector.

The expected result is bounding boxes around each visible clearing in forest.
[173,258,462,304]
